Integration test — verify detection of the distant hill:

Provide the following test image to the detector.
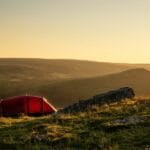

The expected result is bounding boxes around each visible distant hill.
[1,58,150,108]
[38,68,150,107]
[0,58,132,98]
[0,58,133,80]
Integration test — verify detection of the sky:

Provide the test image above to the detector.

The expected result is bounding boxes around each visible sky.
[0,0,150,63]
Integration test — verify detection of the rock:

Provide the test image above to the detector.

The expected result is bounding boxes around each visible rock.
[59,87,135,114]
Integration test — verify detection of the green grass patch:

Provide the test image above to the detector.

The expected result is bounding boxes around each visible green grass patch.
[0,97,149,149]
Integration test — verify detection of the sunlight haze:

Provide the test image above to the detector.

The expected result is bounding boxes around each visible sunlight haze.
[0,0,150,63]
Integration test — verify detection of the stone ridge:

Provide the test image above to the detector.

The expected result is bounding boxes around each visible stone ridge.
[59,87,135,114]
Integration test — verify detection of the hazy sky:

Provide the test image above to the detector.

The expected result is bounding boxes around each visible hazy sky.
[0,0,150,63]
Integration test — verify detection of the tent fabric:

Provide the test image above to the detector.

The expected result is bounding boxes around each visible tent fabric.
[0,96,57,117]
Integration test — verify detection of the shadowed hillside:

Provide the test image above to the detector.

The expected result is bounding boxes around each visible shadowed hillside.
[0,58,132,99]
[38,68,150,107]
[1,59,150,108]
[0,58,132,80]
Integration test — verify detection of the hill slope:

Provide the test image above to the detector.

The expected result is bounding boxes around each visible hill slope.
[0,97,149,149]
[0,58,132,80]
[38,68,150,107]
[0,58,132,99]
[1,59,150,108]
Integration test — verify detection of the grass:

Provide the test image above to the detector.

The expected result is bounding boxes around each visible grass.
[0,97,149,150]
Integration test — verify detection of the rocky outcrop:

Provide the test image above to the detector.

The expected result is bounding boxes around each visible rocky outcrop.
[59,87,135,114]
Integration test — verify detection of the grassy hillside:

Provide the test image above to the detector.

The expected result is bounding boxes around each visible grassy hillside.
[0,58,132,80]
[1,58,150,108]
[37,68,150,107]
[0,97,149,150]
[0,58,132,105]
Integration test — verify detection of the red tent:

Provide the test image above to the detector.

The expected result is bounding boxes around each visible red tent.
[0,96,57,117]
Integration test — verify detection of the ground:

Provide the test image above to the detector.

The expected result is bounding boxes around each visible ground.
[0,97,149,150]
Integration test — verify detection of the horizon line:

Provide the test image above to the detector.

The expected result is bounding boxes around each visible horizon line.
[0,57,150,65]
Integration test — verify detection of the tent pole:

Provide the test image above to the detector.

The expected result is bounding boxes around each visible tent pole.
[27,96,29,116]
[41,97,44,115]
